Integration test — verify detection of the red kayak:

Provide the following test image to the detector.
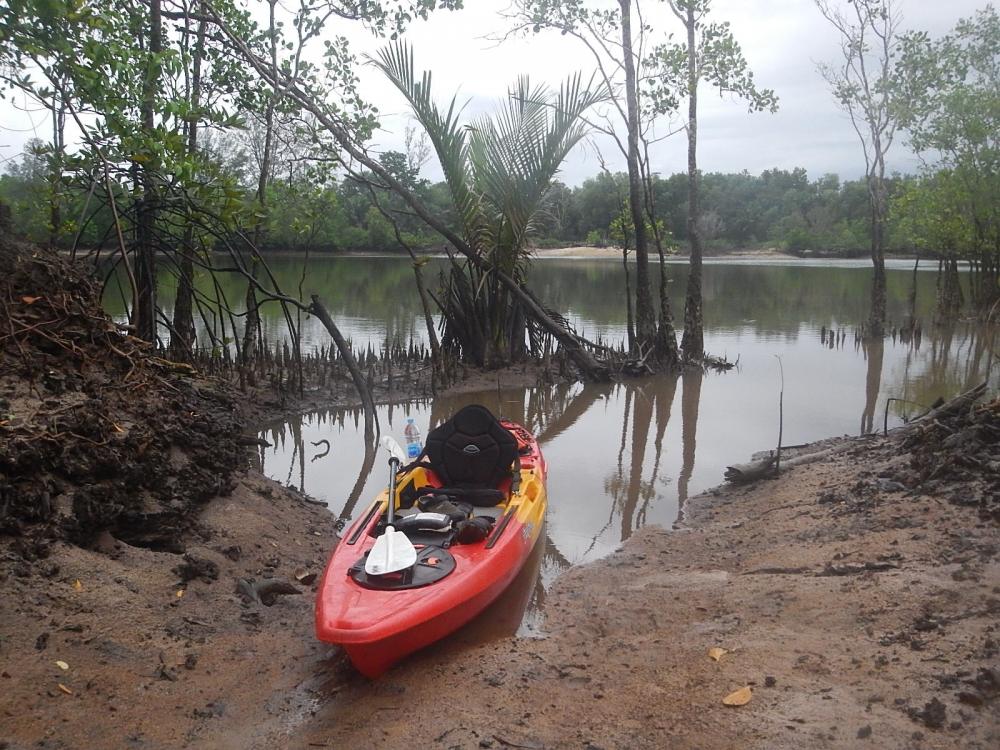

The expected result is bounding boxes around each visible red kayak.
[315,405,547,678]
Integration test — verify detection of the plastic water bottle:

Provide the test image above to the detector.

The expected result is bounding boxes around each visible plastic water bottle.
[404,418,422,460]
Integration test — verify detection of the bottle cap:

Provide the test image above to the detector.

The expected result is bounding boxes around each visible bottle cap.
[407,417,414,423]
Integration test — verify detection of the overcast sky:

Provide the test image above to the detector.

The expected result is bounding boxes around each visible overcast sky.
[0,0,989,185]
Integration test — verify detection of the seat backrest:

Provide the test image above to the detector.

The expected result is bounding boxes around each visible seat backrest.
[424,404,516,489]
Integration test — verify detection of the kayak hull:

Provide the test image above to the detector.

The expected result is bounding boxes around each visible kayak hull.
[315,419,547,678]
[339,537,538,678]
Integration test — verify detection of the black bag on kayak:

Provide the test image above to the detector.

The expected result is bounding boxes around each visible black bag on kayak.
[454,516,495,544]
[416,496,473,525]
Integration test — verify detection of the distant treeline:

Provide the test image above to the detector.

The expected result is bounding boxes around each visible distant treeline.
[0,145,915,257]
[538,169,896,256]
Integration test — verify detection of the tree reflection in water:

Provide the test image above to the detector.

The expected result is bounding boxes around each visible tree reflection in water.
[254,315,996,637]
[678,371,703,510]
[861,337,885,435]
[888,322,996,423]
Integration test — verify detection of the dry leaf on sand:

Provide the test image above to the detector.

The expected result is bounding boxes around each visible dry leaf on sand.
[707,647,728,662]
[722,686,752,706]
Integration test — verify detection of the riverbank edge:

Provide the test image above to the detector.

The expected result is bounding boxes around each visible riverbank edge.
[268,246,923,262]
[2,382,996,749]
[291,408,997,750]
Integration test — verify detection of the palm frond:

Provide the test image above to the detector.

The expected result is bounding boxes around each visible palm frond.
[371,49,604,364]
[369,42,487,252]
[470,72,607,268]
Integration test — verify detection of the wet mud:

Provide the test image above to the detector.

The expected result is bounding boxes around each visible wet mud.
[0,242,244,550]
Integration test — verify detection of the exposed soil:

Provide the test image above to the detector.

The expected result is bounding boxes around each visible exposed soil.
[1,241,997,749]
[0,242,245,550]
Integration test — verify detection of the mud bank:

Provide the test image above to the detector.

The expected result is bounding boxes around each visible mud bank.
[287,420,998,750]
[4,409,997,749]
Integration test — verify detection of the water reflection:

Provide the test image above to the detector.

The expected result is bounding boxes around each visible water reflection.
[105,255,989,353]
[678,371,702,509]
[259,323,996,555]
[861,338,884,435]
[887,324,997,420]
[249,259,997,638]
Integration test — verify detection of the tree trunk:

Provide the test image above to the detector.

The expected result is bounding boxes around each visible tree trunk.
[869,218,887,336]
[241,110,274,364]
[412,260,443,381]
[680,3,705,360]
[135,0,162,343]
[642,142,680,365]
[619,0,656,353]
[936,255,964,321]
[48,91,65,248]
[906,254,919,331]
[867,171,888,338]
[622,246,635,352]
[242,261,262,362]
[243,0,278,363]
[171,8,205,358]
[975,247,998,319]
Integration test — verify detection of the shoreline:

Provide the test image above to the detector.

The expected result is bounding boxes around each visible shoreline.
[530,245,800,260]
[3,384,996,748]
[225,246,930,263]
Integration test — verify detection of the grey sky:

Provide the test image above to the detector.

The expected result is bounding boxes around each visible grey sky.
[361,0,987,184]
[0,0,989,185]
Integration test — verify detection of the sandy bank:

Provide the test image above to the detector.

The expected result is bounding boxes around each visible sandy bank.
[531,245,800,260]
[290,422,998,750]
[5,403,996,749]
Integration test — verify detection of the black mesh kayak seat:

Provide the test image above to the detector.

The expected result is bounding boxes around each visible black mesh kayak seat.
[423,404,517,507]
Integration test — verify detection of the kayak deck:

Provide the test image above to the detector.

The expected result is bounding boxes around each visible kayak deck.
[315,417,546,677]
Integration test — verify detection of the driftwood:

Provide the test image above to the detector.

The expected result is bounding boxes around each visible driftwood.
[724,454,777,484]
[727,441,859,485]
[235,577,301,606]
[895,382,988,436]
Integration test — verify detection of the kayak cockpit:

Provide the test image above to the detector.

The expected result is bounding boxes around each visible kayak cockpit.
[315,405,547,676]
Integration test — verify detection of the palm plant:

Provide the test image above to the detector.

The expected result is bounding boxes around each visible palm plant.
[372,42,604,367]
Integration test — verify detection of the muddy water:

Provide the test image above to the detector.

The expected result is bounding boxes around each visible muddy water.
[244,256,997,636]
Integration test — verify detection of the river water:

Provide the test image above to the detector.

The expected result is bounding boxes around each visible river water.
[230,256,995,629]
[113,255,996,635]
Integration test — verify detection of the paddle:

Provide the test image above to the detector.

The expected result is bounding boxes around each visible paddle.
[365,436,417,576]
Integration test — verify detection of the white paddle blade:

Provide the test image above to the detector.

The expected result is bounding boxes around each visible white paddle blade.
[379,435,407,464]
[364,526,417,576]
